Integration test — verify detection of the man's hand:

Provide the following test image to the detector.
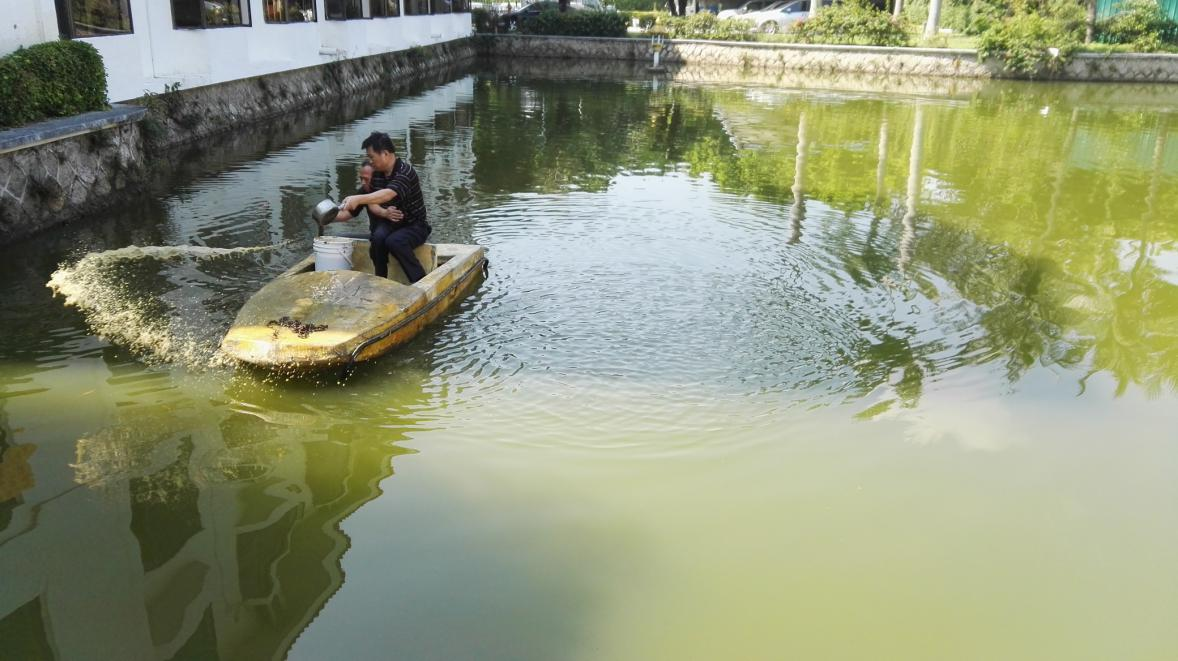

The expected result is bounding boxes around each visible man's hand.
[339,195,361,213]
[369,204,404,222]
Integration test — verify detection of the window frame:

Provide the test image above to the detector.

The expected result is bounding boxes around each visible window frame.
[325,0,373,20]
[55,0,135,39]
[370,0,401,18]
[403,0,431,16]
[263,0,319,23]
[171,0,253,30]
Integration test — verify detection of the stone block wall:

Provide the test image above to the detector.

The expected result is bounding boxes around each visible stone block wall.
[0,121,145,243]
[1064,52,1178,83]
[483,35,996,78]
[479,35,1178,82]
[142,39,478,148]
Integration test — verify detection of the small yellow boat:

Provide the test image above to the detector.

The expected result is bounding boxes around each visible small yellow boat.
[220,240,486,371]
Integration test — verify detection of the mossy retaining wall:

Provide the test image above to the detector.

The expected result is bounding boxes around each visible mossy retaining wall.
[0,39,476,244]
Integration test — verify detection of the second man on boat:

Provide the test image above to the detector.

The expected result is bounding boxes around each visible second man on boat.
[335,131,432,283]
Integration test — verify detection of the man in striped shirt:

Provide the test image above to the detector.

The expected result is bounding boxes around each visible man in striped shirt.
[338,131,432,282]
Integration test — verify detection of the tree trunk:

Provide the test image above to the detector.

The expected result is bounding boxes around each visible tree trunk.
[922,0,942,39]
[789,112,808,245]
[900,104,924,274]
[677,0,688,16]
[1085,0,1097,43]
[893,0,904,19]
[667,0,678,16]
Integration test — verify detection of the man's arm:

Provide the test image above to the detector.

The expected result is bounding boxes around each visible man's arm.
[331,207,356,224]
[340,188,396,212]
[367,204,404,222]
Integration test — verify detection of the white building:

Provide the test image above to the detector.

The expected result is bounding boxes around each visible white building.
[1,0,473,103]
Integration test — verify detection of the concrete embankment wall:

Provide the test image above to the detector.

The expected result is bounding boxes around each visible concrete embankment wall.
[0,39,476,244]
[483,35,994,78]
[480,34,1178,83]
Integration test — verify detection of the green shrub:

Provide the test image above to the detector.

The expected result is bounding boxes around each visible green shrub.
[520,10,629,37]
[658,13,756,40]
[977,11,1079,76]
[791,0,911,46]
[472,7,497,31]
[1097,0,1178,51]
[966,0,1086,36]
[0,41,108,129]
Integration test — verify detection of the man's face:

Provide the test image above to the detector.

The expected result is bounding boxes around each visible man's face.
[366,147,395,172]
[359,165,373,191]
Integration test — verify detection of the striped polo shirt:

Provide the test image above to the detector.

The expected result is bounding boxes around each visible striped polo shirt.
[371,157,428,229]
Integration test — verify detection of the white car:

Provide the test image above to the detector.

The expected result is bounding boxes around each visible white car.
[716,0,778,20]
[743,0,809,33]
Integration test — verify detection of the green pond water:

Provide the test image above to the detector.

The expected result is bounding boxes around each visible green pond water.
[1,64,1177,660]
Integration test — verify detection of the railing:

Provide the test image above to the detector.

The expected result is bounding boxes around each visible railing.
[1095,0,1178,42]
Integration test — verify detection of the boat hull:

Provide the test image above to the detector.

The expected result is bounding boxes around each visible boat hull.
[220,242,485,370]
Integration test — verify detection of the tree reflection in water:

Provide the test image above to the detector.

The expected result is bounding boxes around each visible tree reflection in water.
[472,63,1178,407]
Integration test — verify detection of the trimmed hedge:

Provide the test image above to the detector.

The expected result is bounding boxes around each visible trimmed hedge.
[623,10,667,29]
[657,13,757,41]
[0,41,108,129]
[519,10,629,37]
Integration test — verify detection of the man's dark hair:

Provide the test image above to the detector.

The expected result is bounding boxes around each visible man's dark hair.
[361,131,397,154]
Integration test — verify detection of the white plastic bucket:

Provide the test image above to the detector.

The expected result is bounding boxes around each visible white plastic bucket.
[313,236,353,271]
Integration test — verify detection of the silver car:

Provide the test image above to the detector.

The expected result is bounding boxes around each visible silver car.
[716,0,778,20]
[744,0,810,33]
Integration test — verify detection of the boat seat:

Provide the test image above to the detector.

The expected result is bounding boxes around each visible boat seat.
[388,244,437,284]
[344,241,436,284]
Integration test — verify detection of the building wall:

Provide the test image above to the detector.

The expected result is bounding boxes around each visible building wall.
[1,1,473,103]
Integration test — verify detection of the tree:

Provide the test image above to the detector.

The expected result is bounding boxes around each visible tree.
[923,0,942,38]
[1085,0,1097,43]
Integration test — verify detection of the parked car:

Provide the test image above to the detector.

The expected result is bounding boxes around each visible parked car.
[743,0,809,33]
[716,0,777,20]
[499,0,584,30]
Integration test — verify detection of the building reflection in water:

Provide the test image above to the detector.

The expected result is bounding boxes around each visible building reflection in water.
[0,379,425,660]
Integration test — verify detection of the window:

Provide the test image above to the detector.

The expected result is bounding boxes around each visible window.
[431,0,452,14]
[172,0,251,29]
[404,0,430,16]
[325,0,369,19]
[371,0,400,17]
[55,0,133,38]
[452,0,470,11]
[264,0,317,22]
